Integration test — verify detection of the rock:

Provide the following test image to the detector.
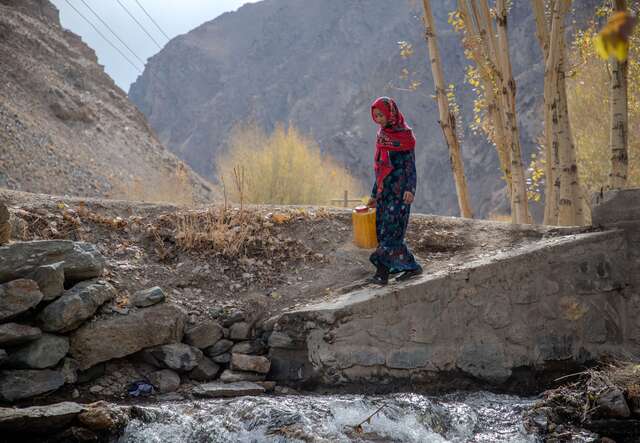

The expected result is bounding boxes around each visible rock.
[50,426,99,442]
[222,309,245,327]
[77,401,130,431]
[274,386,299,395]
[256,381,276,392]
[205,339,234,357]
[72,389,80,399]
[89,385,103,394]
[212,352,231,364]
[0,323,42,347]
[219,369,266,383]
[0,240,105,284]
[0,349,6,364]
[183,320,224,349]
[0,279,43,322]
[132,286,165,308]
[31,262,65,301]
[38,280,116,333]
[193,381,265,398]
[231,340,266,355]
[148,369,181,393]
[188,357,220,381]
[69,303,186,370]
[156,392,184,402]
[229,322,252,340]
[0,204,9,246]
[5,333,69,369]
[0,369,65,401]
[61,358,80,384]
[231,353,271,374]
[0,401,84,433]
[142,343,203,372]
[268,331,295,349]
[597,388,631,418]
[77,363,106,383]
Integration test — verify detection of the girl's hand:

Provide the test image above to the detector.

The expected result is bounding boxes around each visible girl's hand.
[367,197,376,208]
[403,191,414,204]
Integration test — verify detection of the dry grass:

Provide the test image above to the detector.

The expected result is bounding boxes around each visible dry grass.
[109,162,195,206]
[218,122,363,206]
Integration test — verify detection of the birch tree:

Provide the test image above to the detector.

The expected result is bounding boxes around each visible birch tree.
[422,0,474,218]
[609,0,630,189]
[455,0,530,224]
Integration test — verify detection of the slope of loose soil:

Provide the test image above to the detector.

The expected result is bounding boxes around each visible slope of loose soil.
[0,0,214,202]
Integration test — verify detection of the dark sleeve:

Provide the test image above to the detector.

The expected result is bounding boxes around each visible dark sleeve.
[389,151,417,195]
[371,180,378,198]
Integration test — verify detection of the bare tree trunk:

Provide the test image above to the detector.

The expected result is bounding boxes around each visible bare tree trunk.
[422,0,474,218]
[609,0,629,189]
[495,0,530,224]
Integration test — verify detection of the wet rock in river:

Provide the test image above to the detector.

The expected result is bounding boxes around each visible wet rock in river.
[0,401,84,434]
[193,381,265,398]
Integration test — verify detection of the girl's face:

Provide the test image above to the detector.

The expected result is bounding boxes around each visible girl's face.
[373,107,387,126]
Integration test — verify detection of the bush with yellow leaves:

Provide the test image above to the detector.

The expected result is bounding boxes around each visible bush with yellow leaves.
[217,122,363,206]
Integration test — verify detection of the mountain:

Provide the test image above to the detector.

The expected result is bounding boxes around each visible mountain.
[0,0,214,202]
[129,0,599,216]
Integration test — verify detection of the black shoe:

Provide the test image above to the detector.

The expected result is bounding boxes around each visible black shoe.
[396,266,423,282]
[368,265,389,285]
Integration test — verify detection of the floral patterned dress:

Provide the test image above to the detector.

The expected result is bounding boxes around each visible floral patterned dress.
[369,149,420,273]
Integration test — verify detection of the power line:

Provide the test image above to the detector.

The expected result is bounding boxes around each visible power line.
[63,0,142,73]
[115,0,163,50]
[134,0,171,41]
[78,0,146,67]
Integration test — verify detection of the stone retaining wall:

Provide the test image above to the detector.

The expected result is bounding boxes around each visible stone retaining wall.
[269,189,640,393]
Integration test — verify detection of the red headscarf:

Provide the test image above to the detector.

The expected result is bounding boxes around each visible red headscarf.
[371,97,416,195]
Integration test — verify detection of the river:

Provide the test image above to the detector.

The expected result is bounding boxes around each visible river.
[113,391,599,442]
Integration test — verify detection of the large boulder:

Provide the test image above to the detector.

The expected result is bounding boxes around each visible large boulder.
[142,343,203,372]
[0,240,105,284]
[0,323,42,347]
[69,303,186,370]
[0,402,84,433]
[183,320,224,349]
[204,339,234,357]
[0,369,65,402]
[0,279,43,322]
[38,280,116,332]
[5,334,69,369]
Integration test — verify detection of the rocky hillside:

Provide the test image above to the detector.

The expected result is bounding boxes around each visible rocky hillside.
[129,0,599,216]
[0,0,214,202]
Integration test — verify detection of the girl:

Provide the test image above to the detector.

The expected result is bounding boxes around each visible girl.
[367,97,422,285]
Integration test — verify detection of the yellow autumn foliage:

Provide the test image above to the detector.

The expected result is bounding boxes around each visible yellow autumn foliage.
[218,122,363,206]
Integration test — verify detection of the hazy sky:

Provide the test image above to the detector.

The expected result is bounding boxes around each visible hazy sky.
[51,0,258,91]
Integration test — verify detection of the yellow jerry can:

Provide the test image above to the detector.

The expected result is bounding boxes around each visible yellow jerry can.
[352,205,378,249]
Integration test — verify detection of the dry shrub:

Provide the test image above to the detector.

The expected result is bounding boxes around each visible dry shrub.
[110,162,195,206]
[218,122,363,206]
[171,206,318,261]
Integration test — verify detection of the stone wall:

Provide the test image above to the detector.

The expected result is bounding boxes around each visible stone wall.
[269,189,640,393]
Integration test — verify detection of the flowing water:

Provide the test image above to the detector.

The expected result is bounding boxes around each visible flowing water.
[114,391,596,443]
